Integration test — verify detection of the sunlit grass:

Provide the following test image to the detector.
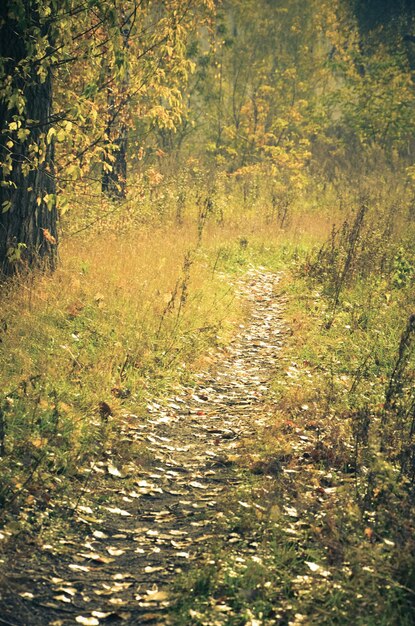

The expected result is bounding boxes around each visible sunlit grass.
[0,199,329,513]
[170,177,415,626]
[0,224,238,508]
[2,171,413,623]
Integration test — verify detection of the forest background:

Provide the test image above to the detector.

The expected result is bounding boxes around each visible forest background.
[1,0,415,623]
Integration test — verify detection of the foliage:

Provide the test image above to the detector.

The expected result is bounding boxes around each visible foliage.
[1,1,415,623]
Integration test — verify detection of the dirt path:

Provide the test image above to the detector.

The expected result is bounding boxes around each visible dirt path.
[0,269,287,626]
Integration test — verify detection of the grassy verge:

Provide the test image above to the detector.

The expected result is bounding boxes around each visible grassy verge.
[171,194,415,625]
[0,209,318,537]
[1,174,414,623]
[0,224,241,525]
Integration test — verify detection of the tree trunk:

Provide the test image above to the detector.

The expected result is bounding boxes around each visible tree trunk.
[101,7,130,201]
[0,1,58,275]
[101,90,127,200]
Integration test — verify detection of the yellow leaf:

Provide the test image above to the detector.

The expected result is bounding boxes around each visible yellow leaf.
[75,618,99,626]
[46,127,56,144]
[31,437,48,448]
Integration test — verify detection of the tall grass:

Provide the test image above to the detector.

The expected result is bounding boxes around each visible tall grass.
[171,170,415,626]
[1,178,330,517]
[2,163,412,527]
[0,223,240,513]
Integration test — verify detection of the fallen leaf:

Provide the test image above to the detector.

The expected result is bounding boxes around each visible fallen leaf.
[283,506,298,517]
[92,530,108,539]
[305,561,320,572]
[77,505,94,515]
[107,463,128,478]
[69,564,90,572]
[75,617,99,626]
[107,547,125,556]
[55,587,77,597]
[144,566,163,573]
[79,551,113,564]
[105,507,131,516]
[146,590,169,601]
[54,595,72,603]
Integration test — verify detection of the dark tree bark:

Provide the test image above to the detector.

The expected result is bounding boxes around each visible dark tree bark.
[0,1,58,275]
[101,88,127,200]
[101,9,130,201]
[102,130,128,200]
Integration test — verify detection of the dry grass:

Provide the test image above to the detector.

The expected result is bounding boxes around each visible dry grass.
[0,182,339,513]
[0,223,248,510]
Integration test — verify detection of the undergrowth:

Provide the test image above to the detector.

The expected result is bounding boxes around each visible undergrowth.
[171,182,415,625]
[0,224,242,522]
[0,186,317,531]
[1,167,414,624]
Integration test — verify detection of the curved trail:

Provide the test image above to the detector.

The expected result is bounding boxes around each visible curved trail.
[1,269,287,625]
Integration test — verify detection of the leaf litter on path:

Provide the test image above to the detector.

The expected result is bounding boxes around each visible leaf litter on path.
[0,269,288,625]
